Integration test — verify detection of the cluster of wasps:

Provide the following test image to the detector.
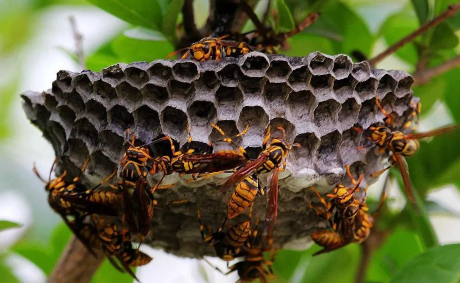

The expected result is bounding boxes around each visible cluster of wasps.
[309,97,459,255]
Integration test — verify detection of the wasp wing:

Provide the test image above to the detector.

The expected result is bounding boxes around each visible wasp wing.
[219,154,269,193]
[394,153,419,213]
[404,124,459,140]
[263,167,279,237]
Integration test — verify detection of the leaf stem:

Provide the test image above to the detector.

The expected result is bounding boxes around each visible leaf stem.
[69,16,85,70]
[413,54,460,85]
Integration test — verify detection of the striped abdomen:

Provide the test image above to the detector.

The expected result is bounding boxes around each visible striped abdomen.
[228,175,259,219]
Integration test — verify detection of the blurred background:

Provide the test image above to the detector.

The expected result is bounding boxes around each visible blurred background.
[1,0,460,282]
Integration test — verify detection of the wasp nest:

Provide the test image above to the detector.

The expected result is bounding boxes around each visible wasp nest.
[22,52,418,257]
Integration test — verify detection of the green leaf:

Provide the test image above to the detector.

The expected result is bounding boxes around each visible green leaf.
[0,220,21,232]
[162,0,184,44]
[272,249,307,281]
[282,33,335,57]
[87,0,163,31]
[124,27,166,41]
[0,256,20,283]
[391,244,460,283]
[276,0,295,32]
[366,229,424,283]
[441,68,460,122]
[91,258,135,283]
[428,23,459,50]
[411,0,430,24]
[379,8,419,66]
[12,243,54,275]
[412,73,445,115]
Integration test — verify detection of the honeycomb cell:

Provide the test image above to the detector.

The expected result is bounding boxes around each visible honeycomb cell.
[293,132,320,169]
[141,82,170,107]
[394,95,413,116]
[98,129,125,159]
[340,127,366,166]
[68,138,90,167]
[54,70,74,93]
[217,63,242,87]
[89,150,117,178]
[238,106,269,149]
[44,91,58,111]
[313,100,341,135]
[209,120,242,150]
[332,55,352,80]
[333,76,354,100]
[355,77,378,101]
[56,105,76,130]
[85,99,107,123]
[316,131,343,184]
[115,81,142,111]
[48,120,67,155]
[93,79,117,101]
[172,61,200,83]
[187,100,217,127]
[396,75,414,98]
[124,64,150,86]
[268,118,295,142]
[102,64,125,80]
[169,80,195,100]
[308,52,334,76]
[215,86,243,120]
[263,83,291,116]
[358,99,379,129]
[266,58,291,82]
[376,73,397,96]
[310,74,335,101]
[195,71,219,90]
[73,72,97,99]
[288,65,309,90]
[351,61,371,82]
[239,52,269,77]
[107,105,134,135]
[376,92,397,121]
[161,106,188,142]
[70,118,98,151]
[133,106,161,143]
[66,90,85,113]
[286,90,316,126]
[344,161,367,187]
[239,77,265,95]
[148,61,173,83]
[338,98,360,131]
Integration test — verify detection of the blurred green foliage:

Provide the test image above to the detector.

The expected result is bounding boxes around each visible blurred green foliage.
[1,0,460,282]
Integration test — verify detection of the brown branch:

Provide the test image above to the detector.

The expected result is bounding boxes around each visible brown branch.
[355,230,389,283]
[368,2,460,67]
[69,16,85,70]
[182,0,201,43]
[48,236,104,283]
[413,54,460,85]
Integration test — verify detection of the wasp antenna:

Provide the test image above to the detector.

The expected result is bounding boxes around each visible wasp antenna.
[33,163,47,183]
[166,47,188,59]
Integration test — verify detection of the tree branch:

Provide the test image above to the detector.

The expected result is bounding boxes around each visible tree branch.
[368,2,460,67]
[181,0,201,46]
[48,236,104,283]
[413,54,460,85]
[69,16,85,70]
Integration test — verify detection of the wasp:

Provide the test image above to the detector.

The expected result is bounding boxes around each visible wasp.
[219,126,299,236]
[357,97,460,211]
[374,96,421,130]
[167,35,253,62]
[198,206,253,262]
[33,159,116,255]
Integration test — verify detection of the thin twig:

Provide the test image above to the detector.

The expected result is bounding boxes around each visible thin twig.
[69,16,86,70]
[368,2,460,67]
[413,54,460,85]
[261,0,272,25]
[48,236,104,283]
[355,230,389,283]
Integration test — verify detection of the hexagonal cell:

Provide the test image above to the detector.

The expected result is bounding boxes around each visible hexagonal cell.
[89,150,117,178]
[67,90,85,113]
[67,138,90,167]
[313,100,341,135]
[316,130,343,183]
[338,98,360,131]
[239,77,265,95]
[355,77,377,101]
[70,118,98,150]
[358,99,378,128]
[56,105,76,129]
[333,75,355,99]
[93,79,117,101]
[160,106,188,142]
[351,61,370,81]
[133,105,161,143]
[342,161,367,187]
[73,72,96,97]
[266,59,291,82]
[115,81,143,107]
[217,64,242,87]
[169,80,195,100]
[195,71,219,90]
[215,86,243,120]
[187,100,217,127]
[396,75,414,98]
[85,99,107,123]
[124,64,150,86]
[172,61,200,83]
[394,95,413,116]
[376,92,397,121]
[44,91,58,110]
[141,82,170,106]
[54,70,74,92]
[47,121,67,155]
[148,61,173,83]
[340,127,366,166]
[286,90,316,124]
[239,52,269,77]
[107,105,134,134]
[293,132,320,169]
[209,120,243,151]
[376,73,397,96]
[332,55,352,80]
[238,106,269,148]
[102,64,125,80]
[288,65,309,89]
[307,52,333,76]
[98,129,125,159]
[263,82,291,116]
[268,118,296,142]
[310,74,334,95]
